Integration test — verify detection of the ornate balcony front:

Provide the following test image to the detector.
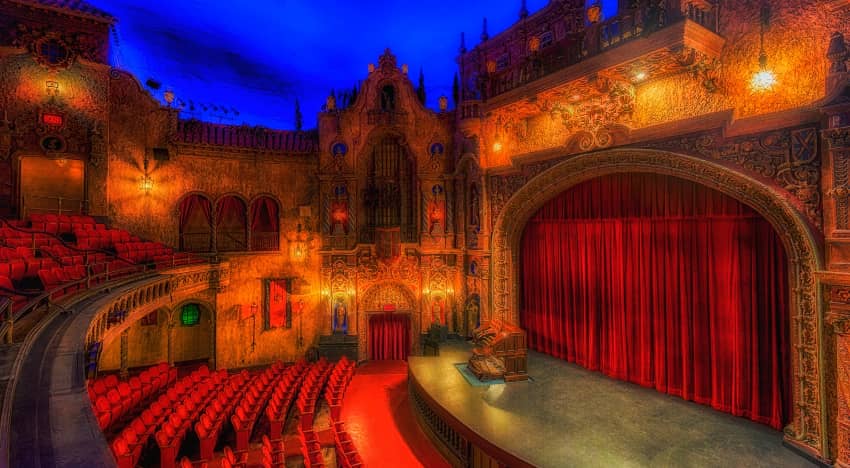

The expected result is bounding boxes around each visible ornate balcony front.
[461,1,725,113]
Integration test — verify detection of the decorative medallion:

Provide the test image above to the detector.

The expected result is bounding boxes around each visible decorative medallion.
[32,36,75,70]
[40,135,66,153]
[331,141,348,158]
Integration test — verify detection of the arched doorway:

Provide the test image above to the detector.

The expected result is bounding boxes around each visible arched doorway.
[520,172,790,428]
[169,301,214,365]
[359,282,418,360]
[490,149,825,455]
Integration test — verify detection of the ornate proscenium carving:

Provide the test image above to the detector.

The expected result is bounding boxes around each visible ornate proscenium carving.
[490,149,824,455]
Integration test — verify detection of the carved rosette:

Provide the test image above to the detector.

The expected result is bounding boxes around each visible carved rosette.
[490,149,824,455]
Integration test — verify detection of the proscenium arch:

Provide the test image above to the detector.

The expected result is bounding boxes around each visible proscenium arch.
[489,148,826,457]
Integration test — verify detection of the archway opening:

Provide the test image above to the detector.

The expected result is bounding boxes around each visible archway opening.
[519,172,792,429]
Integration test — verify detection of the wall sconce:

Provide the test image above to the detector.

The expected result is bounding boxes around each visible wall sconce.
[45,80,59,97]
[139,155,153,194]
[750,3,776,92]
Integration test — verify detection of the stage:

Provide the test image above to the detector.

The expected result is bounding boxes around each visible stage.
[408,341,815,468]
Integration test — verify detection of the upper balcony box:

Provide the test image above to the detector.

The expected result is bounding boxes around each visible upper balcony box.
[468,0,725,111]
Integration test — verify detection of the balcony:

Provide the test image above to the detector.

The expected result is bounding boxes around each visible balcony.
[477,3,724,110]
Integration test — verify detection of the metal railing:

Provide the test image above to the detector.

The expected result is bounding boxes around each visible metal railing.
[250,232,280,251]
[23,195,88,217]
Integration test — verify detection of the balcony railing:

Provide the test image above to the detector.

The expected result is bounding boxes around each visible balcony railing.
[479,1,718,100]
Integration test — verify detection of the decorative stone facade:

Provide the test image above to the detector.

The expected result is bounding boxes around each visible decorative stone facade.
[2,0,850,463]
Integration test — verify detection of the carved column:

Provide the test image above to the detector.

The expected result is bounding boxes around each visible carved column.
[827,308,850,468]
[167,313,175,367]
[208,303,217,370]
[119,329,129,379]
[824,126,850,269]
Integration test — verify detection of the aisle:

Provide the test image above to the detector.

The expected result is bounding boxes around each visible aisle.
[340,361,450,468]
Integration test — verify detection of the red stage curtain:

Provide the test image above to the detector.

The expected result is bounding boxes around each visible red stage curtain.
[370,313,410,361]
[179,194,212,251]
[216,196,247,251]
[250,197,280,251]
[520,173,791,429]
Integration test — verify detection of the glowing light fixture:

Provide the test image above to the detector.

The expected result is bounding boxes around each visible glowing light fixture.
[139,155,153,194]
[750,4,776,92]
[492,141,503,152]
[631,70,648,83]
[45,80,59,96]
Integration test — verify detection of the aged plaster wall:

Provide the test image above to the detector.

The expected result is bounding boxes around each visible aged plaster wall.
[213,253,323,369]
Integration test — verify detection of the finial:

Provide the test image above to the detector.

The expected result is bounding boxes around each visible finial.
[519,0,528,19]
[481,17,489,42]
[459,32,467,53]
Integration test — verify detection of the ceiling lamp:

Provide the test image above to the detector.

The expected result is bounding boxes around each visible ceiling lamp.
[750,4,776,92]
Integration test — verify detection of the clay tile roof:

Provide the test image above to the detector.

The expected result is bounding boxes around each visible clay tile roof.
[10,0,115,23]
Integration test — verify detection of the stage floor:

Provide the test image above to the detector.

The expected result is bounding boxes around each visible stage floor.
[408,341,815,468]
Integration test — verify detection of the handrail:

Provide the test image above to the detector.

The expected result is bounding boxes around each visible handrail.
[0,267,167,468]
[23,195,88,217]
[0,260,154,344]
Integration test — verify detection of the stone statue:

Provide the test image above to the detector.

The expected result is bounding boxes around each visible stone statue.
[332,297,348,334]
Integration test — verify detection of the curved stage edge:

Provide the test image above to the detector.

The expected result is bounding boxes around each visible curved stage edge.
[408,341,815,468]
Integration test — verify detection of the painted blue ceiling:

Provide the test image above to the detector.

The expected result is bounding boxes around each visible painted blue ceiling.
[89,0,617,130]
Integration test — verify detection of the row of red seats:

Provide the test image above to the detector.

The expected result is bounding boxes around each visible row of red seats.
[75,228,135,250]
[0,228,60,248]
[219,446,248,468]
[29,213,98,235]
[37,266,87,297]
[156,368,229,468]
[0,246,59,280]
[91,364,176,431]
[297,425,325,468]
[265,360,308,440]
[195,371,250,460]
[333,421,363,468]
[115,241,174,264]
[30,213,96,225]
[296,358,332,431]
[231,361,288,451]
[112,366,214,468]
[88,363,175,407]
[325,356,355,422]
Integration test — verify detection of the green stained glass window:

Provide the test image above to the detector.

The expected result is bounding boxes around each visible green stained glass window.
[180,303,200,326]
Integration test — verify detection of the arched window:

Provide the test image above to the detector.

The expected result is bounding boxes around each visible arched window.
[179,194,212,252]
[216,195,247,251]
[362,137,415,243]
[250,196,280,251]
[380,85,396,111]
[180,303,200,327]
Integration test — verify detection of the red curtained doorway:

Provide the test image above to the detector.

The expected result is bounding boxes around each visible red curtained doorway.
[369,312,410,361]
[519,172,791,430]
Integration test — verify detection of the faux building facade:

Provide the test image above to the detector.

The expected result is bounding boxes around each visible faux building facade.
[2,0,850,464]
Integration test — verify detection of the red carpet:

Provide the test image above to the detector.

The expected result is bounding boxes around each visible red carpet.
[341,361,450,468]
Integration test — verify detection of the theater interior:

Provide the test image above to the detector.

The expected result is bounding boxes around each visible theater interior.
[1,0,850,467]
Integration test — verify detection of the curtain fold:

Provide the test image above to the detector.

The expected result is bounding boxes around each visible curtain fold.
[369,313,410,360]
[520,173,790,429]
[251,197,279,232]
